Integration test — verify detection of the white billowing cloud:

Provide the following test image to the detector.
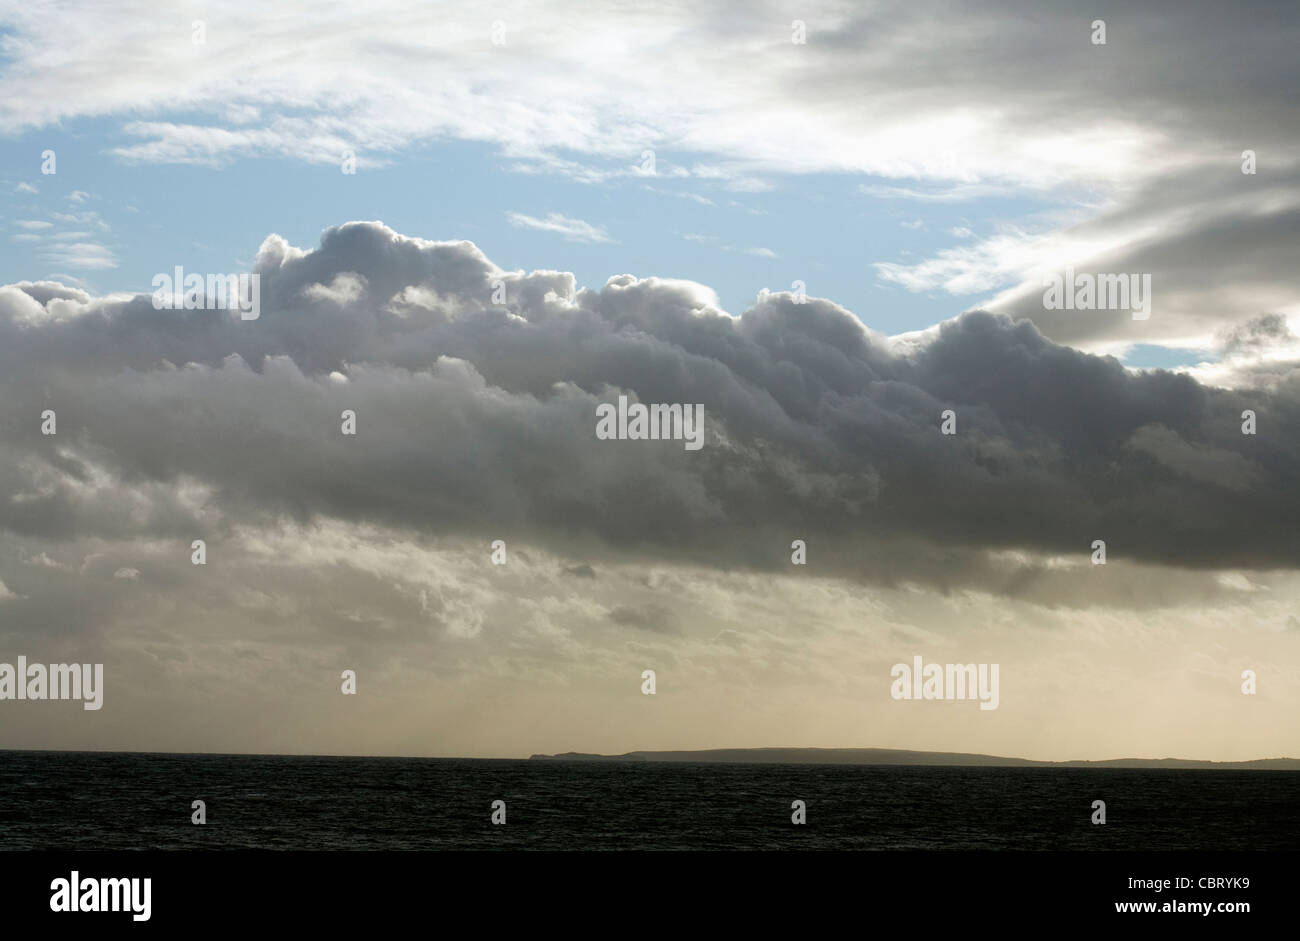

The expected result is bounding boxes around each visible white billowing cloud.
[302,272,367,306]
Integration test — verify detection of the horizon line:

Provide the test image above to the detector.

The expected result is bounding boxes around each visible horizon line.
[2,744,1296,768]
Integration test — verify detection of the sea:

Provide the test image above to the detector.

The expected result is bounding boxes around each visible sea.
[1,750,1294,851]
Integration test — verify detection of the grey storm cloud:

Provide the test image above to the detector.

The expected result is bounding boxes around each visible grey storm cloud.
[2,221,1299,588]
[987,166,1300,350]
[609,604,677,634]
[1219,314,1296,355]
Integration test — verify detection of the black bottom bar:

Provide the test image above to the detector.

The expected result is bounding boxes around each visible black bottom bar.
[1,850,1290,928]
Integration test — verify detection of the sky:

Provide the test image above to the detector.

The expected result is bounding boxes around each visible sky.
[0,0,1297,761]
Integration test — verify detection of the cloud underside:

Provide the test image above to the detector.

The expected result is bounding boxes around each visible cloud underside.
[1,220,1298,600]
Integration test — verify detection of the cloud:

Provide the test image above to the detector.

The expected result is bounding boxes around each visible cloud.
[859,183,1011,203]
[22,552,66,569]
[609,604,677,634]
[1125,424,1263,491]
[38,241,117,270]
[2,220,1298,601]
[302,272,367,306]
[1217,313,1296,355]
[11,207,120,271]
[506,212,612,243]
[644,186,717,207]
[880,167,1300,354]
[1178,314,1300,390]
[1,3,1297,762]
[684,235,777,258]
[0,1,1290,193]
[0,1,1294,354]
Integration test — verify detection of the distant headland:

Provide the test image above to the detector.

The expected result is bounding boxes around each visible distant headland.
[528,747,1300,770]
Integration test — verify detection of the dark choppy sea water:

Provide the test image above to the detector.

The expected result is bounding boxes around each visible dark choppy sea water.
[0,751,1294,851]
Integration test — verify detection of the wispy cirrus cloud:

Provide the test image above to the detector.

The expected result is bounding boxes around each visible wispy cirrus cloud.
[39,241,117,270]
[506,211,612,243]
[682,233,777,259]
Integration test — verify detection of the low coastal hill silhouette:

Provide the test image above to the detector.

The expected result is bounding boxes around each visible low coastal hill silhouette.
[528,747,1299,769]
